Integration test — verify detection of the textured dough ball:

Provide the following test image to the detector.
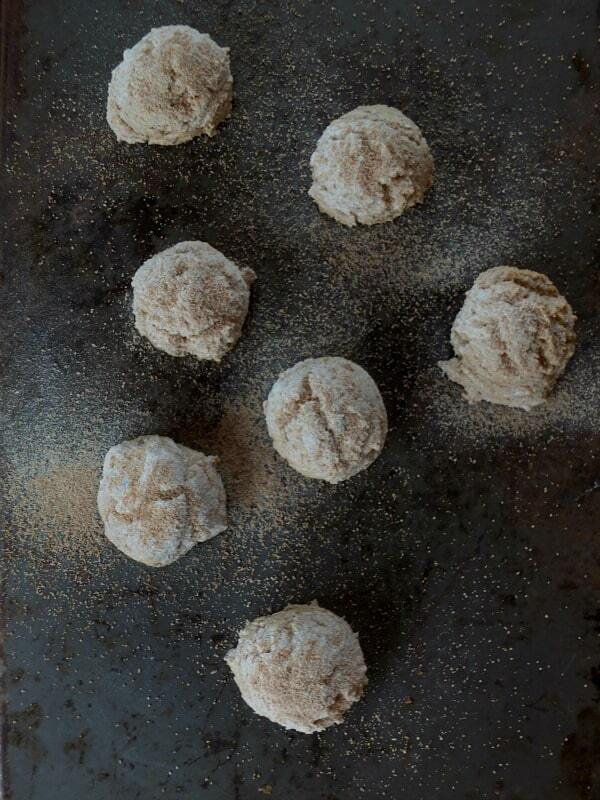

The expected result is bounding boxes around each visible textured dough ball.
[264,357,387,483]
[97,435,227,566]
[132,241,255,362]
[225,602,367,733]
[308,105,434,226]
[439,266,576,411]
[107,26,232,145]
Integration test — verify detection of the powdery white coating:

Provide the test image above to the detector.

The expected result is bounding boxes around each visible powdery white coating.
[308,105,434,227]
[97,435,227,567]
[225,602,367,733]
[107,26,232,145]
[132,241,256,362]
[439,266,577,411]
[264,357,387,483]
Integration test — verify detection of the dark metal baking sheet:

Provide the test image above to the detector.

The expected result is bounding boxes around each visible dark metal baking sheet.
[2,1,600,798]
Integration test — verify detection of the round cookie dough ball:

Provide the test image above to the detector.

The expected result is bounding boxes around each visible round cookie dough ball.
[264,357,387,483]
[225,602,367,733]
[107,25,232,145]
[97,435,227,566]
[308,105,434,226]
[439,266,576,411]
[132,241,256,362]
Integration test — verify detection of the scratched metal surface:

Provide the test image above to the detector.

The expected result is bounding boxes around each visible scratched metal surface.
[2,1,600,798]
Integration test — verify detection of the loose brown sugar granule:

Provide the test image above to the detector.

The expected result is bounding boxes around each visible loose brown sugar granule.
[211,405,278,505]
[411,332,600,445]
[8,460,104,563]
[193,398,291,525]
[3,4,600,795]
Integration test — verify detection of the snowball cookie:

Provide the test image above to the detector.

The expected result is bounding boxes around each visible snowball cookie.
[225,602,367,733]
[439,266,576,411]
[264,357,387,483]
[308,105,434,226]
[107,26,232,145]
[97,435,227,566]
[132,241,256,362]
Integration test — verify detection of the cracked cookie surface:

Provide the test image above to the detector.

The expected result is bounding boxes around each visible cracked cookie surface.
[97,435,227,566]
[264,356,387,483]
